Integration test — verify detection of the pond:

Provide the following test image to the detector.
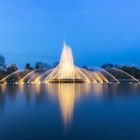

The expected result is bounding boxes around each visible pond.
[0,83,140,140]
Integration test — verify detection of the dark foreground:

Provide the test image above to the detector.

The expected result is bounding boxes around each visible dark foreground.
[0,83,140,140]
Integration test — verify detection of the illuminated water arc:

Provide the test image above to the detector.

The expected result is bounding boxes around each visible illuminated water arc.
[92,72,103,83]
[43,65,59,83]
[111,68,140,83]
[27,73,41,84]
[97,67,120,84]
[74,67,91,83]
[97,72,109,83]
[16,70,35,84]
[0,70,23,83]
[33,69,53,84]
[75,67,90,83]
[81,69,97,83]
[102,69,120,84]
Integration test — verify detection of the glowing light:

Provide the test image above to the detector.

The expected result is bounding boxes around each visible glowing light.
[19,81,24,85]
[58,84,75,126]
[98,67,120,84]
[36,81,41,84]
[47,83,93,128]
[17,70,35,84]
[4,82,7,85]
[44,42,99,83]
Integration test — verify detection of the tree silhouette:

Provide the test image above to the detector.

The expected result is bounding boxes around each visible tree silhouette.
[7,64,18,74]
[25,63,33,70]
[0,55,6,70]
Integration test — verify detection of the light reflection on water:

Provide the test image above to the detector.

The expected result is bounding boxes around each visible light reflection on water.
[43,83,92,127]
[0,83,140,140]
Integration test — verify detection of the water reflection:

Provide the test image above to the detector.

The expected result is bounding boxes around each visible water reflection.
[0,83,140,129]
[47,83,94,127]
[0,84,7,94]
[58,84,75,127]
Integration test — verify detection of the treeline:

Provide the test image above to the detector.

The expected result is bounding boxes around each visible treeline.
[82,63,140,79]
[0,54,59,69]
[0,62,60,81]
[0,55,59,80]
[101,63,140,79]
[0,55,140,79]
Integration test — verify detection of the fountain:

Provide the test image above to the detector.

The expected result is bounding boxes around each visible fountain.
[43,42,106,83]
[0,42,140,84]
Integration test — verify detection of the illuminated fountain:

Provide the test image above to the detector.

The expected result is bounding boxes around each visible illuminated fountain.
[43,42,109,83]
[0,42,140,84]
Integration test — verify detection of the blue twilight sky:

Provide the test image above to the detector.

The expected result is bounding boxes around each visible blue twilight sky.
[0,0,140,68]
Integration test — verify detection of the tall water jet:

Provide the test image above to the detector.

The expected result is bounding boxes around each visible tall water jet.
[59,43,75,80]
[44,42,93,83]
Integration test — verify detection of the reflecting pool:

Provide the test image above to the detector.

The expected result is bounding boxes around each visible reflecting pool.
[0,83,140,140]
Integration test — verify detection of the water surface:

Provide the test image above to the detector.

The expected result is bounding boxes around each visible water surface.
[0,83,140,140]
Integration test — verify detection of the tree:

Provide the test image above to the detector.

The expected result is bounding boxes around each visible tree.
[120,66,140,78]
[101,63,114,69]
[25,63,33,70]
[82,65,89,70]
[7,64,18,74]
[35,62,51,70]
[35,62,42,69]
[0,55,6,70]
